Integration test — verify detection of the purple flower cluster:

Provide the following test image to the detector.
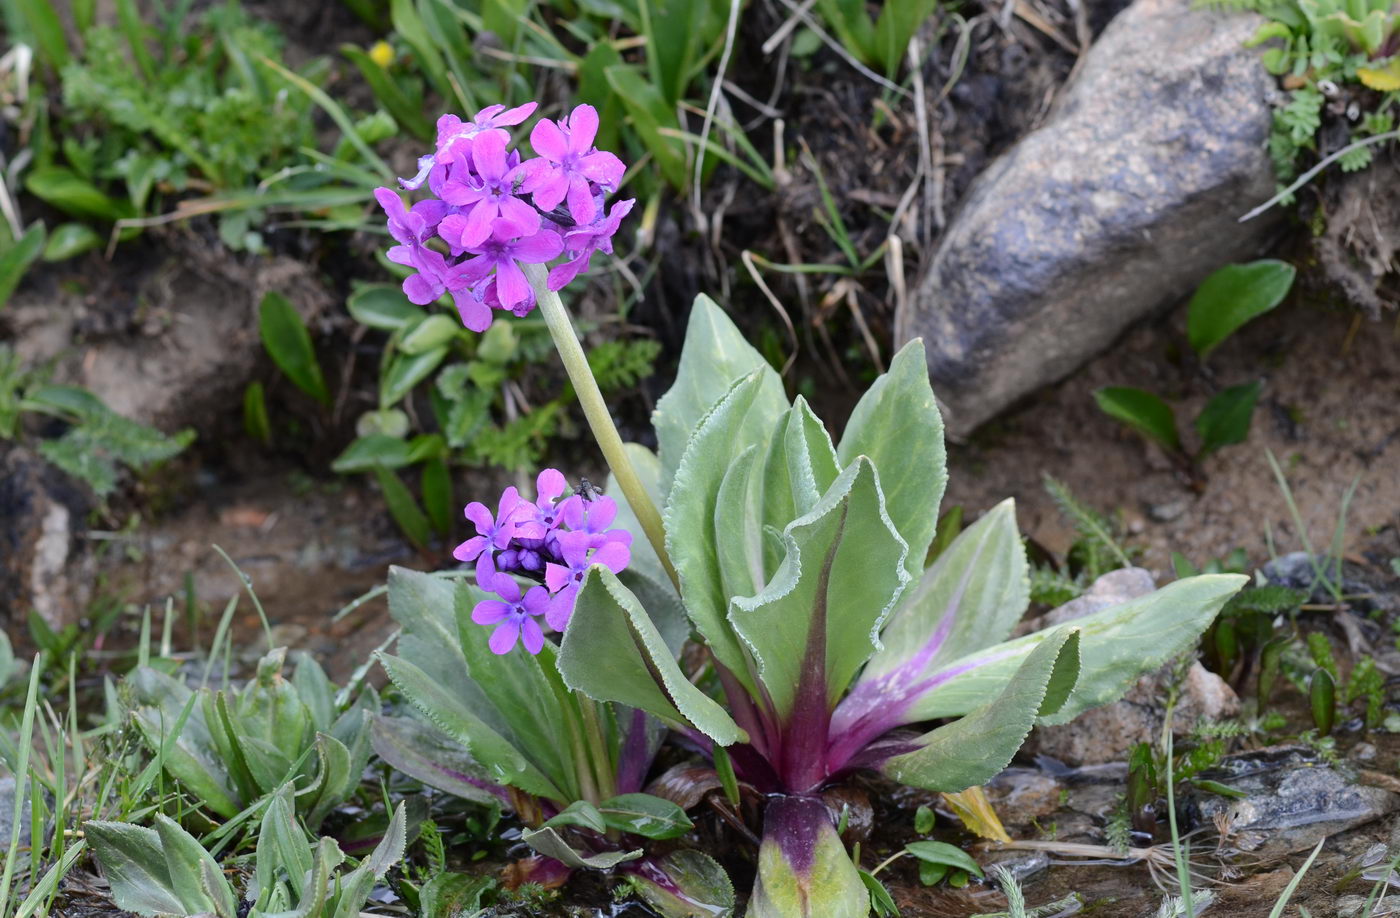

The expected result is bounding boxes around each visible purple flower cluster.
[377,102,634,333]
[455,469,632,654]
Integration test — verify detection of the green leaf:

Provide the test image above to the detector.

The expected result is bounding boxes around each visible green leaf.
[14,0,70,68]
[881,629,1080,792]
[664,372,788,693]
[42,222,102,262]
[0,630,14,687]
[520,826,643,869]
[860,868,900,917]
[377,652,562,800]
[422,455,453,534]
[604,64,690,189]
[334,801,408,918]
[84,821,185,916]
[420,873,496,918]
[837,339,947,580]
[381,346,448,406]
[914,575,1247,722]
[1187,260,1296,359]
[347,284,427,331]
[626,850,736,918]
[370,715,504,806]
[259,291,329,407]
[1093,387,1181,453]
[154,814,236,918]
[243,382,272,445]
[341,44,434,140]
[0,223,45,310]
[653,293,788,492]
[903,841,983,878]
[373,464,432,547]
[731,458,909,718]
[598,793,694,840]
[1195,382,1262,457]
[855,499,1027,717]
[542,800,608,834]
[332,434,414,473]
[607,443,676,595]
[300,732,355,829]
[560,568,745,744]
[25,168,132,221]
[760,399,841,577]
[400,313,463,355]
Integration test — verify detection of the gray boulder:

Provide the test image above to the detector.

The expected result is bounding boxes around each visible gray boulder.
[896,0,1281,435]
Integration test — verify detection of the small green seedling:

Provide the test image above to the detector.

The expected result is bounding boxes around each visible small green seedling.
[1095,260,1297,469]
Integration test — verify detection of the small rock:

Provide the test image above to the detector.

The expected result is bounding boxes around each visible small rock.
[1149,500,1188,523]
[1350,743,1379,764]
[1041,567,1157,630]
[1339,895,1400,918]
[1195,747,1399,856]
[0,446,93,632]
[896,0,1280,434]
[985,768,1065,826]
[1030,661,1239,765]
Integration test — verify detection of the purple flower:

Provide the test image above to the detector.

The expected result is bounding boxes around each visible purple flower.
[521,105,625,224]
[459,220,563,312]
[453,486,528,565]
[376,188,447,246]
[544,530,631,630]
[387,243,492,332]
[436,133,540,250]
[436,102,539,165]
[516,468,570,540]
[547,198,635,292]
[472,576,550,655]
[560,494,633,550]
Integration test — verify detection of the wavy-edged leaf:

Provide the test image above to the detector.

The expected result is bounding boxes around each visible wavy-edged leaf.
[730,458,909,722]
[256,785,313,898]
[652,294,787,492]
[377,652,561,800]
[84,821,185,917]
[664,372,787,693]
[520,826,642,869]
[832,500,1027,746]
[880,629,1080,792]
[748,795,868,918]
[598,793,693,840]
[624,850,736,918]
[836,340,947,580]
[912,574,1246,722]
[154,814,235,917]
[370,713,507,806]
[560,568,745,745]
[716,444,765,603]
[453,582,577,798]
[760,399,840,578]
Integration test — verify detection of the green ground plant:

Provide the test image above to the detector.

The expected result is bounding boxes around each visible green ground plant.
[0,344,193,498]
[1095,260,1297,469]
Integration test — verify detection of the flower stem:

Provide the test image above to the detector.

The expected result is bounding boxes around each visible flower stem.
[524,263,679,590]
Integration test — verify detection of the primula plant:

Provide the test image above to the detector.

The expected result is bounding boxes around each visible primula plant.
[376,102,1245,917]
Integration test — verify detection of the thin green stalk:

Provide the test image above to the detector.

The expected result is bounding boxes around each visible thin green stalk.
[1163,702,1193,917]
[577,697,617,803]
[0,655,43,918]
[524,263,679,590]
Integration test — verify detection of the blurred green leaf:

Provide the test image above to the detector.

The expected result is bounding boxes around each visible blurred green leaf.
[0,223,46,309]
[381,347,449,406]
[14,0,69,69]
[375,465,433,546]
[1093,386,1181,453]
[422,455,453,535]
[42,222,102,261]
[243,382,272,445]
[342,44,434,141]
[1187,260,1296,359]
[332,435,415,473]
[903,841,983,877]
[598,793,693,840]
[259,291,330,407]
[401,314,463,355]
[26,168,133,221]
[1195,381,1262,457]
[348,284,427,331]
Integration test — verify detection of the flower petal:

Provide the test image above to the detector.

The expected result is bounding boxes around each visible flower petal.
[530,117,569,162]
[536,468,567,503]
[576,150,624,188]
[512,227,565,264]
[494,260,530,310]
[454,289,493,332]
[489,620,521,654]
[497,101,538,126]
[472,599,511,625]
[592,540,631,573]
[566,104,600,151]
[565,175,597,225]
[545,583,579,632]
[545,562,571,594]
[520,617,545,654]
